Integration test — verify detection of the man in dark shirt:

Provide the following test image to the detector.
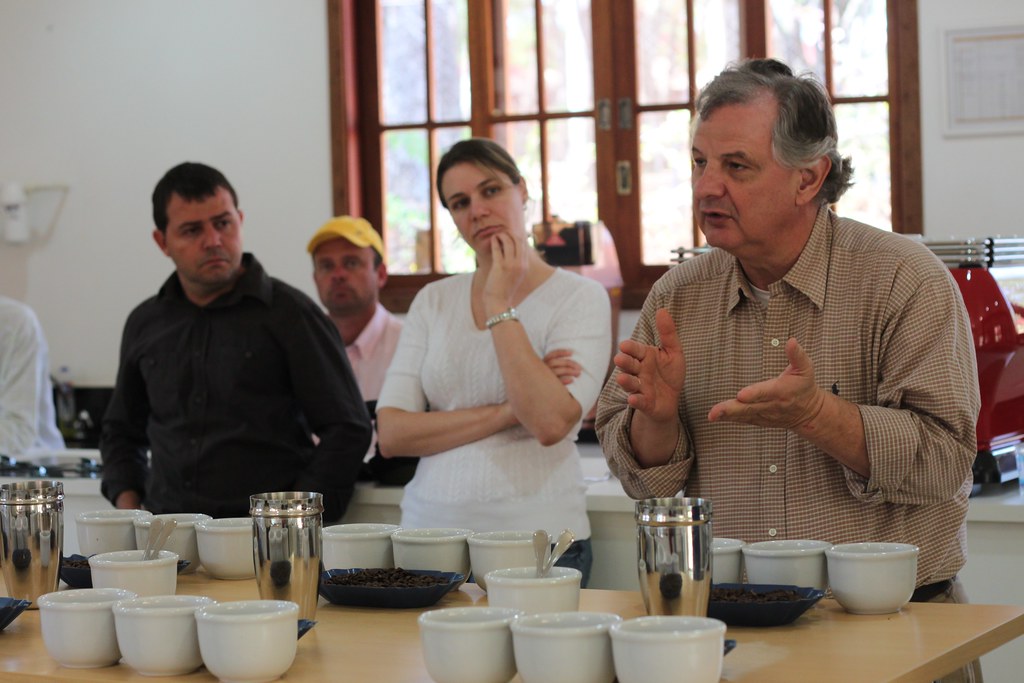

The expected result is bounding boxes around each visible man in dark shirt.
[101,162,371,521]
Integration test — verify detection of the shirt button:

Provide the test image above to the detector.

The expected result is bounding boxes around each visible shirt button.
[768,528,778,537]
[771,338,781,347]
[768,464,778,474]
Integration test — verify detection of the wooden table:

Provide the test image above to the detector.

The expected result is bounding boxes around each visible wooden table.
[1,572,1022,682]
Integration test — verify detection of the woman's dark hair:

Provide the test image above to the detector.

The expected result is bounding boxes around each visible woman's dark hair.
[435,138,523,209]
[695,58,854,204]
[152,162,239,232]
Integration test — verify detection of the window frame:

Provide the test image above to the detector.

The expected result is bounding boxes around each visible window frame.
[327,0,921,311]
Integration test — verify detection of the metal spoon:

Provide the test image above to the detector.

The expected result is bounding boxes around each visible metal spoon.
[543,529,575,575]
[142,518,163,561]
[149,519,177,560]
[533,529,550,578]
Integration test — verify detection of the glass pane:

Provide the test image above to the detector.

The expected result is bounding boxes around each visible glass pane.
[639,109,694,263]
[546,117,598,223]
[693,0,741,91]
[833,103,891,232]
[832,0,888,97]
[431,0,471,122]
[541,0,593,112]
[769,0,825,82]
[635,0,689,105]
[498,0,539,114]
[435,127,476,273]
[492,121,543,231]
[381,0,427,125]
[383,130,431,274]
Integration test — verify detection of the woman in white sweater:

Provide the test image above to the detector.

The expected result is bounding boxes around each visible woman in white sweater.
[376,138,612,585]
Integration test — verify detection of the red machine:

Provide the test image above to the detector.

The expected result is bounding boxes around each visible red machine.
[922,238,1024,485]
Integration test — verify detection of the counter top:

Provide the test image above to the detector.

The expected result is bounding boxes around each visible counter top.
[0,572,1021,682]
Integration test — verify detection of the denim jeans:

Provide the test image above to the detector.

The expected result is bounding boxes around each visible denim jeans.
[552,538,593,588]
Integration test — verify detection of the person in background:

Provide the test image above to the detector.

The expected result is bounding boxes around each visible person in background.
[308,215,401,402]
[101,162,371,522]
[0,296,65,456]
[307,216,413,485]
[595,59,981,682]
[376,138,611,586]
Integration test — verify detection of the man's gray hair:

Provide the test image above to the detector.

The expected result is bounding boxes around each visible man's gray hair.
[694,58,854,204]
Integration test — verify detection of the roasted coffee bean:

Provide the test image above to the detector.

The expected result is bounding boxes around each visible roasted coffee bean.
[711,587,804,603]
[62,558,91,569]
[325,567,448,588]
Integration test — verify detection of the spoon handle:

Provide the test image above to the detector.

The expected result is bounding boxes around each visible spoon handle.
[533,529,550,578]
[142,518,163,561]
[151,520,177,559]
[543,529,575,574]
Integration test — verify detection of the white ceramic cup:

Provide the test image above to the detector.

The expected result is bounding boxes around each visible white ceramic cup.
[322,523,400,570]
[418,606,522,683]
[467,530,537,591]
[826,542,920,614]
[89,549,179,597]
[742,539,832,589]
[195,517,256,580]
[75,509,153,556]
[391,528,472,584]
[711,537,745,584]
[195,599,300,683]
[485,566,582,614]
[113,594,216,675]
[511,611,622,683]
[134,512,212,574]
[610,616,727,683]
[37,587,137,668]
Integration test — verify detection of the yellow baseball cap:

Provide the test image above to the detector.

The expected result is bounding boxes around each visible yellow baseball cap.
[307,215,386,263]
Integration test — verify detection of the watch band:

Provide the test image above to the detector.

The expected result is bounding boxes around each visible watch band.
[485,307,519,329]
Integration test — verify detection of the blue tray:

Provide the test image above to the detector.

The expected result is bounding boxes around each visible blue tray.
[709,583,825,627]
[319,568,463,609]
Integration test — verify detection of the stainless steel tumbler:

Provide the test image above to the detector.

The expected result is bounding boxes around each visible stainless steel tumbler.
[636,497,712,617]
[0,480,63,607]
[250,491,323,620]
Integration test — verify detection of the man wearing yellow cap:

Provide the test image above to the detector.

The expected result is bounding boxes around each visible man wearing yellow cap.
[308,217,412,484]
[307,216,403,403]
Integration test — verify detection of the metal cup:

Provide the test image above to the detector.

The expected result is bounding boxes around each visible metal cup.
[635,497,712,617]
[250,491,323,621]
[0,480,64,607]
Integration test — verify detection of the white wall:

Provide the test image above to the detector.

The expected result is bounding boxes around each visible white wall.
[0,0,333,385]
[918,2,1024,238]
[2,0,1023,385]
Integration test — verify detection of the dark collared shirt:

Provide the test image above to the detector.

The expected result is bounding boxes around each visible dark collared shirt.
[101,253,371,521]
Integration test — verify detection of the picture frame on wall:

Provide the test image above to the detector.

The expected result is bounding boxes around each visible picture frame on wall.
[943,25,1024,137]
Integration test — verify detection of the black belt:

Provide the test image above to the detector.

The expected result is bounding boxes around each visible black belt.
[910,578,953,603]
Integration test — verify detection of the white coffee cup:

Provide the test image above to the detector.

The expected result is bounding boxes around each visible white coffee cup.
[511,611,621,683]
[37,587,137,668]
[610,616,726,683]
[418,606,522,683]
[76,509,153,556]
[322,523,400,570]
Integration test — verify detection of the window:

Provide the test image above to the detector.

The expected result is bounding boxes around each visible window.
[328,0,920,309]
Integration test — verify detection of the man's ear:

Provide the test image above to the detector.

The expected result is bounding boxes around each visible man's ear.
[376,263,388,289]
[795,156,831,206]
[152,229,169,256]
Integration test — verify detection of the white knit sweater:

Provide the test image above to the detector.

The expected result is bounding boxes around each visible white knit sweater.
[377,269,611,538]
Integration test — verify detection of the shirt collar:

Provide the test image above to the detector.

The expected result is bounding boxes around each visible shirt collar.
[157,253,272,307]
[347,302,388,354]
[725,204,833,313]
